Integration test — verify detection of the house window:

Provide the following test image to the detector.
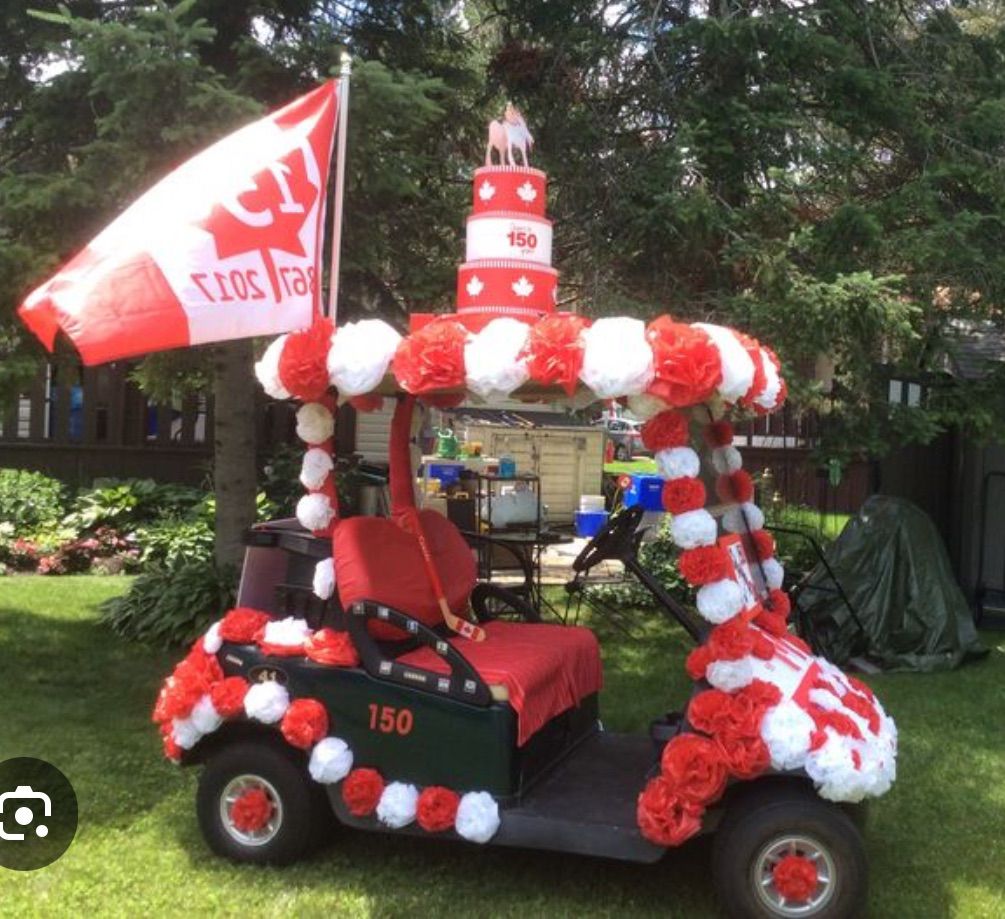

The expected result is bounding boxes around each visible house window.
[888,379,923,407]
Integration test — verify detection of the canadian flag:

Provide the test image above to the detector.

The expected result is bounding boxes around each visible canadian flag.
[19,81,339,365]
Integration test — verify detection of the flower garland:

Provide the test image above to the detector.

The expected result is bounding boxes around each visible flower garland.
[635,405,898,847]
[153,608,502,844]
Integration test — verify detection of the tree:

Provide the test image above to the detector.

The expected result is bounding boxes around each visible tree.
[488,0,1005,462]
[0,0,487,563]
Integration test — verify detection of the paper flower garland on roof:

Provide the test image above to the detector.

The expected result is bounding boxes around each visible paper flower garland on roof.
[464,317,530,399]
[521,314,588,395]
[579,317,654,398]
[392,316,469,393]
[645,317,722,407]
[327,319,401,396]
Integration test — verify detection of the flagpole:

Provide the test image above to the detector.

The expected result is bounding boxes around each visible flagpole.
[326,52,352,321]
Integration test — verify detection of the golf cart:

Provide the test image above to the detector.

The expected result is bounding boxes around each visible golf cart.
[156,369,896,919]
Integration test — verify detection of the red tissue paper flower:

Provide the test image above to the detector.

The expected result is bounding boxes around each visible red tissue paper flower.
[765,588,791,617]
[278,317,334,402]
[280,698,329,750]
[636,775,704,847]
[679,546,732,586]
[645,317,722,407]
[754,610,789,637]
[230,787,274,833]
[392,317,468,393]
[738,678,783,714]
[660,733,728,805]
[689,689,760,740]
[662,476,707,515]
[702,420,734,448]
[219,607,272,644]
[715,469,753,504]
[209,676,250,718]
[707,617,758,662]
[640,409,689,452]
[772,854,819,903]
[304,629,360,667]
[522,314,589,395]
[342,768,385,817]
[416,786,461,833]
[152,646,223,724]
[716,731,771,780]
[745,529,775,561]
[685,644,711,681]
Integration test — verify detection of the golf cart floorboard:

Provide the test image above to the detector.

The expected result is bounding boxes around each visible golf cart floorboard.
[494,731,665,863]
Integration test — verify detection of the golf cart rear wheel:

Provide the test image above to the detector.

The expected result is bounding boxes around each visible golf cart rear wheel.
[197,739,328,865]
[712,787,867,918]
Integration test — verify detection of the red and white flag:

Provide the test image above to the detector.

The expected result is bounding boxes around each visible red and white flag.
[19,81,339,365]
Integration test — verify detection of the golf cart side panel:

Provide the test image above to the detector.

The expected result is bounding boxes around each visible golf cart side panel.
[218,643,599,798]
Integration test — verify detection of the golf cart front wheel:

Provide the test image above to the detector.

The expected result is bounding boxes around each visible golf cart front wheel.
[712,788,867,918]
[196,739,328,865]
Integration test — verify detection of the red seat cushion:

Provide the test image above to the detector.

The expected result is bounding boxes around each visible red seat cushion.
[334,511,476,641]
[398,621,603,745]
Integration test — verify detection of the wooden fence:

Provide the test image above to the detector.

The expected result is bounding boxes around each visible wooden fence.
[1,361,870,512]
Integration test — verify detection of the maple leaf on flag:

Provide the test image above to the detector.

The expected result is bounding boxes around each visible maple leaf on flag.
[198,146,318,302]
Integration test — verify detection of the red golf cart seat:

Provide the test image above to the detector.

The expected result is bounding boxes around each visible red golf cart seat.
[333,510,602,746]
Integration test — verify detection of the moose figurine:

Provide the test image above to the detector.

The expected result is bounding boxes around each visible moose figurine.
[485,103,534,166]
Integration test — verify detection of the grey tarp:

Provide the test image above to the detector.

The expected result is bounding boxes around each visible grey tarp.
[796,495,987,671]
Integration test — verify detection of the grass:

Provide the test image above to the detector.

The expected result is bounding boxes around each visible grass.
[603,459,658,476]
[0,576,1003,917]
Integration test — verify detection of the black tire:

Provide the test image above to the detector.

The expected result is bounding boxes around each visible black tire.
[470,582,542,623]
[196,738,331,865]
[712,784,868,919]
[614,443,630,461]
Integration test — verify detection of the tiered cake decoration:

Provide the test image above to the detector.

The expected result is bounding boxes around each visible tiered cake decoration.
[456,106,556,331]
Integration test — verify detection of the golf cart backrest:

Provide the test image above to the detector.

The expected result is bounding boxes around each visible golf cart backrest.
[240,518,336,629]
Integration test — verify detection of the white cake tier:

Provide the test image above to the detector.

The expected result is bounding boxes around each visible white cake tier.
[465,213,553,266]
[456,261,557,312]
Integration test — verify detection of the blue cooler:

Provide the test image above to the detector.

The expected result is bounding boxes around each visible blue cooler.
[575,510,609,537]
[623,474,664,511]
[427,462,462,486]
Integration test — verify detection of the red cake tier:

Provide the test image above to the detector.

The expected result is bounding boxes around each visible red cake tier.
[465,212,553,265]
[456,261,558,313]
[471,166,547,217]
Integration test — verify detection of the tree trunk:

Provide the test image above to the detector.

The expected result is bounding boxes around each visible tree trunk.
[212,338,258,569]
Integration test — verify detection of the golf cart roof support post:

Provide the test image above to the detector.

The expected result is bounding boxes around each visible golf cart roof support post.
[389,395,418,516]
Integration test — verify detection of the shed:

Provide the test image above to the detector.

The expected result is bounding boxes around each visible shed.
[353,399,605,524]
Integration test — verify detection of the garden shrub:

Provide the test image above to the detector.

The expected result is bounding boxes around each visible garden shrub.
[137,517,214,566]
[0,468,67,529]
[65,478,204,531]
[101,560,237,647]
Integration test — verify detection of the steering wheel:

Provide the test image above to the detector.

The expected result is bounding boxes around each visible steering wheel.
[573,504,646,572]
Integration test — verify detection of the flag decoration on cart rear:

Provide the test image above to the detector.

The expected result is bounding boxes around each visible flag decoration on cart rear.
[18,81,339,365]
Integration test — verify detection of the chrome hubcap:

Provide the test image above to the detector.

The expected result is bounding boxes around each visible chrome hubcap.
[219,774,283,846]
[752,834,837,916]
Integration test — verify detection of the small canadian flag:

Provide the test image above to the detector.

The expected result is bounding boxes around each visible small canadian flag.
[19,82,340,365]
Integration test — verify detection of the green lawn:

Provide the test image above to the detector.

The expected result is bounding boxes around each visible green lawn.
[1,576,1004,917]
